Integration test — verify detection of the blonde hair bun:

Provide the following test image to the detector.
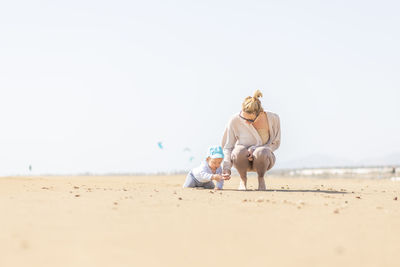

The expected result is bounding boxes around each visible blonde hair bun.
[242,90,264,115]
[253,90,263,99]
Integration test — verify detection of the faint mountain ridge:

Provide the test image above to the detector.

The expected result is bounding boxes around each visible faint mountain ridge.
[276,154,354,169]
[359,152,400,166]
[276,152,400,169]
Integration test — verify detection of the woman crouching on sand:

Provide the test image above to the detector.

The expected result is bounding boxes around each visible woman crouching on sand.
[221,90,281,190]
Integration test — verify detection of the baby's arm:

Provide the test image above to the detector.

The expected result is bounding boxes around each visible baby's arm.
[216,179,224,190]
[192,165,216,182]
[215,168,224,189]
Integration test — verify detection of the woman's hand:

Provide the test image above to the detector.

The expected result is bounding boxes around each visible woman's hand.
[247,147,256,161]
[222,169,231,180]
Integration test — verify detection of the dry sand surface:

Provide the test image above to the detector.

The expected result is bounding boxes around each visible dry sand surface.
[0,175,399,267]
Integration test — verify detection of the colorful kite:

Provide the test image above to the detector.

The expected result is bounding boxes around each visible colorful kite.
[157,142,164,149]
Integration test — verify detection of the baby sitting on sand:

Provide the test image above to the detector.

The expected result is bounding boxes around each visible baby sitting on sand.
[183,146,230,190]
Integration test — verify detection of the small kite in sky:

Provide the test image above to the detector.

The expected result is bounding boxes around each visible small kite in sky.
[183,147,191,152]
[157,142,164,149]
[189,156,194,162]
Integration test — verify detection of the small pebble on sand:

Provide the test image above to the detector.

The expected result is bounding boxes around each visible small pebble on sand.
[73,186,79,189]
[75,195,80,197]
[356,196,361,199]
[178,197,182,200]
[394,197,398,201]
[20,240,29,250]
[334,209,339,214]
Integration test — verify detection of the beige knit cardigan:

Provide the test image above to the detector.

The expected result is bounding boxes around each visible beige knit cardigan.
[221,111,281,170]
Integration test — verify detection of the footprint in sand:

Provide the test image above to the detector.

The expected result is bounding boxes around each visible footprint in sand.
[20,240,29,250]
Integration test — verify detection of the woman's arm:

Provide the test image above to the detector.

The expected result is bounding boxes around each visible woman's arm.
[221,118,238,171]
[267,114,281,151]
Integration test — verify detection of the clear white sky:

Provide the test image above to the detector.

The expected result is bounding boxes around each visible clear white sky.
[1,0,399,175]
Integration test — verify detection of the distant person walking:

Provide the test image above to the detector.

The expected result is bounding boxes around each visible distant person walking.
[221,90,281,190]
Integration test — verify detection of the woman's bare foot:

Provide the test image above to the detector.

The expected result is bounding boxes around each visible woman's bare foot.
[238,178,247,190]
[238,181,247,190]
[258,177,266,191]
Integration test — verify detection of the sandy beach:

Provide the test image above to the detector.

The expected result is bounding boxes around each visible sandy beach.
[1,175,399,267]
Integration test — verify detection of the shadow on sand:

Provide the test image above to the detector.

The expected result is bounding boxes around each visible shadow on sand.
[221,189,351,194]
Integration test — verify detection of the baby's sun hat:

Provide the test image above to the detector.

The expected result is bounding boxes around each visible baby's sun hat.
[207,146,224,159]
